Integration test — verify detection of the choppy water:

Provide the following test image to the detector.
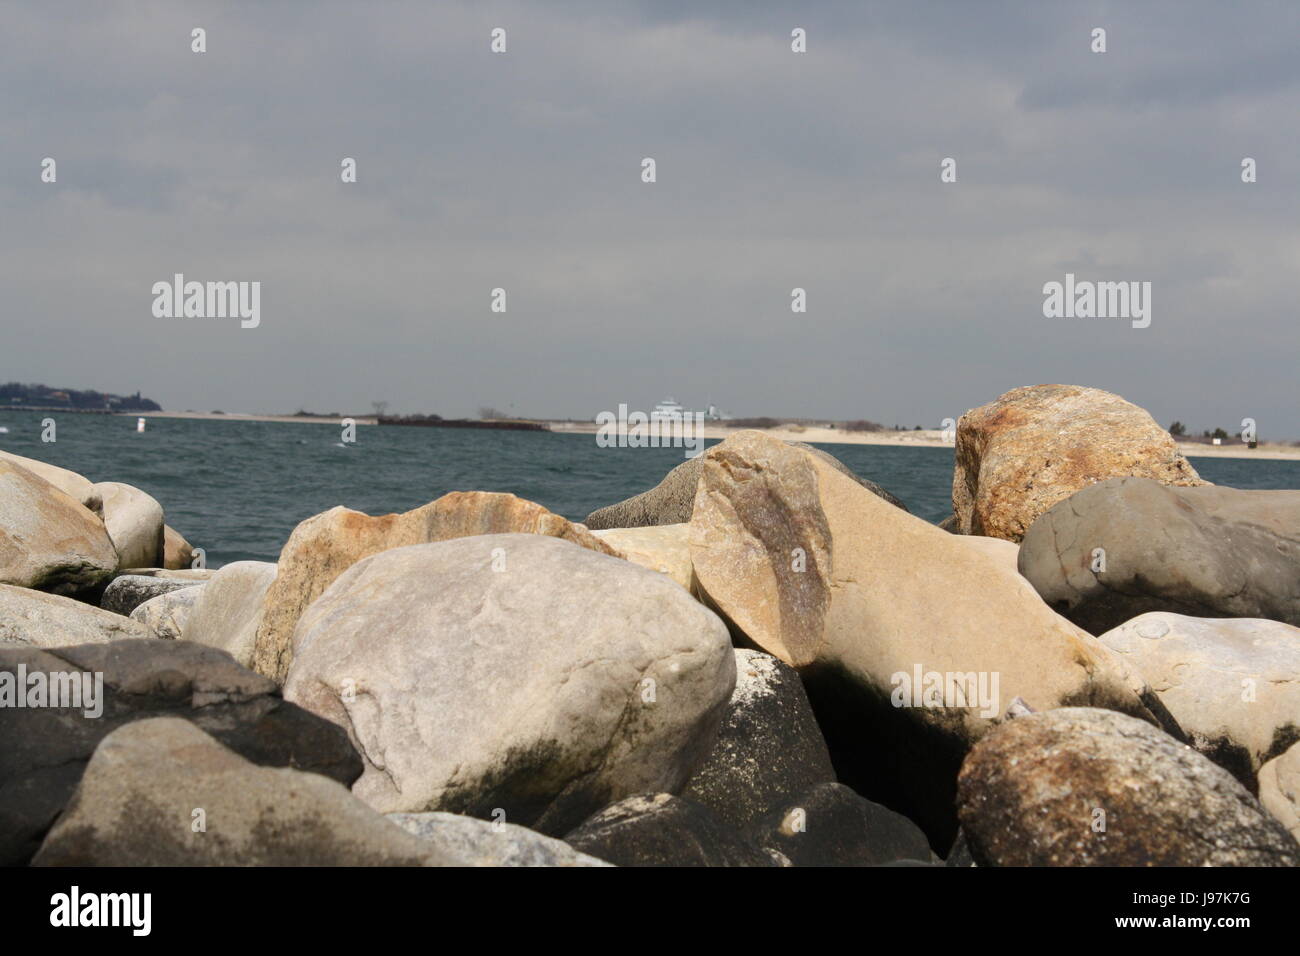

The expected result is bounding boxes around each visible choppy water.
[2,412,1297,567]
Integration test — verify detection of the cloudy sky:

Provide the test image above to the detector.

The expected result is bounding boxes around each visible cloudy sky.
[4,1,1298,434]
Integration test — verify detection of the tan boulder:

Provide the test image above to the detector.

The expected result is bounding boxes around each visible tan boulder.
[952,384,1204,541]
[250,491,619,683]
[162,525,194,569]
[93,482,165,569]
[593,524,694,591]
[687,430,1161,843]
[181,561,278,668]
[1259,743,1300,844]
[0,460,117,595]
[0,451,96,507]
[0,584,154,647]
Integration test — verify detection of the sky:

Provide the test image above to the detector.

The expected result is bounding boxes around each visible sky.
[3,1,1298,435]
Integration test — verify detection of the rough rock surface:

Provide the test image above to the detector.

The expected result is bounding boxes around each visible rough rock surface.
[0,584,154,647]
[1098,613,1300,788]
[162,525,195,570]
[584,439,907,530]
[181,561,278,668]
[592,523,694,591]
[680,649,835,829]
[252,491,618,683]
[92,482,166,571]
[564,793,782,866]
[0,459,117,595]
[750,782,933,866]
[101,573,201,616]
[32,718,452,866]
[956,708,1299,866]
[0,640,361,865]
[1258,743,1300,844]
[1020,477,1300,633]
[129,586,202,640]
[387,812,612,867]
[686,430,1162,844]
[0,451,96,506]
[284,534,735,835]
[953,385,1204,541]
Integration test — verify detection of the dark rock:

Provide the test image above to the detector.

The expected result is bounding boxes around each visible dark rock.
[100,574,201,616]
[936,514,960,533]
[750,782,932,866]
[0,639,362,865]
[1019,477,1300,634]
[584,438,907,529]
[680,649,835,829]
[956,707,1299,866]
[564,793,782,866]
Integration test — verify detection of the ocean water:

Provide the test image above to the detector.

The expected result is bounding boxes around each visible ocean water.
[2,411,1298,567]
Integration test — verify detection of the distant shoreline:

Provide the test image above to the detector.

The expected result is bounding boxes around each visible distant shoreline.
[107,411,1300,461]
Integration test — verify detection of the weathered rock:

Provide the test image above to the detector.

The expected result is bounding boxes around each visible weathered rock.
[680,649,835,829]
[387,812,612,867]
[122,567,216,582]
[32,718,452,866]
[953,385,1204,541]
[101,573,201,616]
[0,584,153,647]
[584,440,907,530]
[750,782,932,866]
[93,481,165,570]
[955,534,1021,574]
[181,561,277,668]
[0,640,362,865]
[1097,613,1300,789]
[956,707,1299,866]
[252,491,619,684]
[936,514,960,533]
[162,525,194,570]
[0,451,96,506]
[129,586,202,640]
[564,793,781,866]
[284,534,735,835]
[592,523,694,591]
[1259,743,1300,844]
[1020,477,1300,634]
[0,459,117,595]
[687,430,1162,845]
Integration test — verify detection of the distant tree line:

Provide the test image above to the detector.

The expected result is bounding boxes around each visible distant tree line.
[0,382,161,411]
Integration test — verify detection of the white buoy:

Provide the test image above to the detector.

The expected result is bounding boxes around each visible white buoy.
[137,417,146,433]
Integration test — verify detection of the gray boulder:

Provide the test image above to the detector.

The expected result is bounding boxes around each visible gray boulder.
[180,561,277,668]
[564,793,782,866]
[750,782,933,866]
[0,639,362,865]
[129,586,202,640]
[956,707,1299,866]
[680,649,835,829]
[0,584,153,647]
[1019,477,1300,634]
[387,812,612,867]
[284,534,735,835]
[584,440,906,529]
[32,718,454,866]
[101,573,201,616]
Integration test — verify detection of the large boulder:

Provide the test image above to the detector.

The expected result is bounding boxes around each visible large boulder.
[162,525,195,570]
[387,812,612,867]
[1097,613,1300,788]
[32,718,454,866]
[564,793,781,866]
[0,640,362,865]
[686,430,1164,845]
[180,561,278,668]
[93,481,165,570]
[252,491,619,684]
[592,523,694,591]
[100,573,201,616]
[1019,477,1300,634]
[952,385,1204,541]
[750,782,933,866]
[129,586,202,640]
[284,534,735,835]
[0,584,153,647]
[0,451,96,506]
[584,440,907,530]
[0,459,117,595]
[1259,743,1300,845]
[956,707,1299,866]
[679,649,835,829]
